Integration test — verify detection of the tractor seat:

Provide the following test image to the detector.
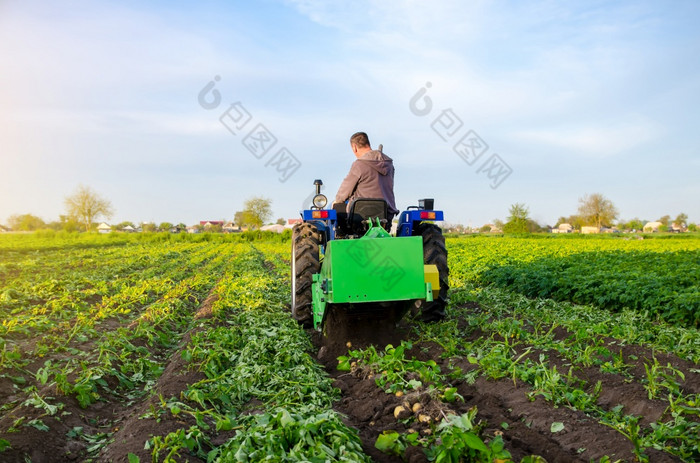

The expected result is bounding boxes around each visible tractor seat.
[348,198,390,235]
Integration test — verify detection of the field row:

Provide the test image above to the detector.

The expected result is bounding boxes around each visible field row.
[0,233,698,462]
[0,237,373,462]
[0,239,241,461]
[331,286,699,462]
[448,236,700,326]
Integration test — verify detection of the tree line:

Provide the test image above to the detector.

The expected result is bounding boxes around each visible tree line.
[3,186,278,233]
[3,188,696,234]
[550,193,692,232]
[449,193,695,234]
[6,185,113,232]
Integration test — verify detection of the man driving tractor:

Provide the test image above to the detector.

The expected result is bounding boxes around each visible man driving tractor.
[290,131,447,330]
[333,132,399,224]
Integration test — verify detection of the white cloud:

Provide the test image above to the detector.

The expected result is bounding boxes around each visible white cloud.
[1,0,698,226]
[0,1,254,112]
[511,119,659,158]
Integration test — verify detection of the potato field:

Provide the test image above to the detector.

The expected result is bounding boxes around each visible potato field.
[0,232,698,462]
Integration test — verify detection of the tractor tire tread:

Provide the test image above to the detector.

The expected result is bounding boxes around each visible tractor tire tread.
[415,223,449,322]
[292,223,321,327]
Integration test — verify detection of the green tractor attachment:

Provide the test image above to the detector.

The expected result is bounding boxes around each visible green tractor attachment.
[292,179,448,333]
[311,219,437,329]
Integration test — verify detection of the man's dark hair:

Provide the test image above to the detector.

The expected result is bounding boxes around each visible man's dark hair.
[350,132,370,148]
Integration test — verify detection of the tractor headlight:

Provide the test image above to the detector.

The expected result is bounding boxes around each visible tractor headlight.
[312,194,328,209]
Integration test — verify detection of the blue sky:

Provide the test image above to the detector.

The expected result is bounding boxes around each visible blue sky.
[1,0,698,228]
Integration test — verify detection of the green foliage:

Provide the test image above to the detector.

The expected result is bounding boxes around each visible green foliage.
[3,232,699,462]
[140,222,157,232]
[239,228,291,242]
[6,213,46,231]
[146,426,210,462]
[621,218,645,231]
[338,342,445,394]
[238,196,273,229]
[375,431,405,455]
[215,407,370,462]
[426,410,511,463]
[436,285,700,460]
[448,235,700,326]
[550,422,565,433]
[0,235,239,457]
[342,342,514,462]
[578,193,618,229]
[63,184,114,232]
[0,236,360,460]
[373,408,511,463]
[0,438,11,451]
[675,213,688,229]
[482,250,699,326]
[149,245,368,461]
[503,203,530,234]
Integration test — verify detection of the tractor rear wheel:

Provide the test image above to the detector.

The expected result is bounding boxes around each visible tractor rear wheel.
[414,223,448,322]
[291,223,321,327]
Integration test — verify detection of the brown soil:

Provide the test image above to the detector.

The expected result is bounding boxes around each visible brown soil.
[98,328,213,463]
[314,303,694,463]
[0,285,222,463]
[98,289,232,463]
[1,296,696,462]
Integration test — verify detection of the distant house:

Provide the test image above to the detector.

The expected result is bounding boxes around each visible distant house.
[222,222,240,233]
[186,225,200,234]
[643,221,663,233]
[97,223,112,234]
[486,224,502,233]
[122,225,135,233]
[552,223,573,234]
[0,225,9,233]
[98,224,112,233]
[581,226,599,234]
[670,222,684,233]
[200,221,224,229]
[261,224,285,233]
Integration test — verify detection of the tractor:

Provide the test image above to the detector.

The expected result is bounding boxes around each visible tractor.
[291,178,448,333]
